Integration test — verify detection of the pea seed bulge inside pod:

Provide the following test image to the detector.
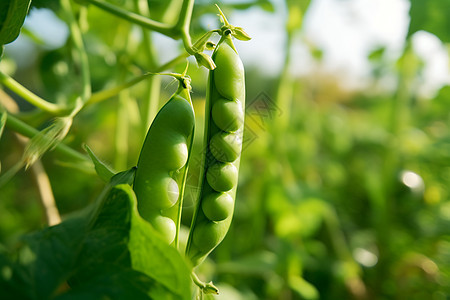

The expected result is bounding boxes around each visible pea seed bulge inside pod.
[209,131,243,163]
[213,39,245,101]
[161,95,196,137]
[202,192,234,222]
[206,162,238,192]
[212,98,244,132]
[137,174,180,213]
[192,218,232,253]
[142,129,189,171]
[150,214,176,244]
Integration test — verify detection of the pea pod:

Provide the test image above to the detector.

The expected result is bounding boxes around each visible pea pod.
[186,33,246,267]
[133,76,195,246]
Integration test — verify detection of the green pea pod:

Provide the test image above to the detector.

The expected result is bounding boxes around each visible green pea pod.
[133,77,195,246]
[186,33,245,267]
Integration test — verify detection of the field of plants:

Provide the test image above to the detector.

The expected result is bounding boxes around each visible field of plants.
[0,0,449,299]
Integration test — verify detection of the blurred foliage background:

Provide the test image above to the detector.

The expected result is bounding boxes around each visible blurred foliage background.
[1,0,449,299]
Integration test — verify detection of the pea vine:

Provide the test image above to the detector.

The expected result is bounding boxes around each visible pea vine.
[0,0,250,298]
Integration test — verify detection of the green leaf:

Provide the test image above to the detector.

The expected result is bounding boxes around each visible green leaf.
[72,184,191,299]
[0,0,32,45]
[0,247,32,299]
[84,144,115,182]
[56,264,184,300]
[126,186,192,299]
[30,0,60,11]
[55,267,154,300]
[0,171,190,299]
[408,0,450,43]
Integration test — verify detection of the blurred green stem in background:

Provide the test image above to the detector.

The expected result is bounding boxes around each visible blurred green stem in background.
[60,0,91,103]
[83,0,196,54]
[0,71,66,115]
[370,41,419,296]
[134,0,162,132]
[113,23,134,171]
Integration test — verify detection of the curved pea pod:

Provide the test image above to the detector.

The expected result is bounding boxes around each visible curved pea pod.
[186,34,245,266]
[133,89,195,245]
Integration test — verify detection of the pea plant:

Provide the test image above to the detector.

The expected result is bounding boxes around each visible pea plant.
[0,0,250,298]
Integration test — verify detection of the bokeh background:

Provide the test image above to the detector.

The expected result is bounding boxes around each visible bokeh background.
[1,0,449,299]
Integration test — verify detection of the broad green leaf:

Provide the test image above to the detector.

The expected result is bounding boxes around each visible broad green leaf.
[84,144,115,182]
[0,169,190,299]
[72,184,191,299]
[0,247,32,299]
[19,215,89,299]
[30,0,60,11]
[56,265,177,300]
[286,3,303,32]
[408,0,450,43]
[0,0,32,45]
[123,185,193,299]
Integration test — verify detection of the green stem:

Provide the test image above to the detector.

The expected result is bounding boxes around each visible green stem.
[84,55,187,107]
[134,0,162,130]
[83,0,196,54]
[87,73,153,105]
[191,272,219,295]
[114,89,129,170]
[176,0,195,54]
[275,31,294,130]
[269,30,300,198]
[157,53,190,72]
[61,0,91,102]
[323,206,352,260]
[0,72,65,115]
[5,113,89,162]
[84,0,174,37]
[112,22,135,171]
